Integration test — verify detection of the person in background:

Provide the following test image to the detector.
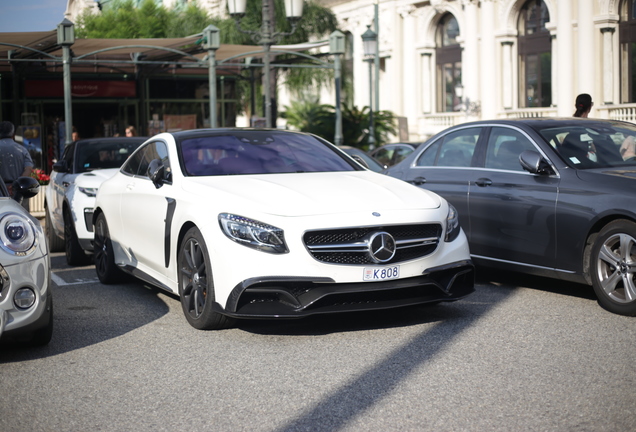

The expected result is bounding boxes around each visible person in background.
[620,136,636,161]
[574,93,593,118]
[125,125,137,137]
[0,121,34,203]
[72,126,80,142]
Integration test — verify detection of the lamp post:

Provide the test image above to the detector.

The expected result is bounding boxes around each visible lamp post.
[57,18,74,146]
[228,0,304,128]
[203,25,220,128]
[330,31,345,146]
[361,25,377,150]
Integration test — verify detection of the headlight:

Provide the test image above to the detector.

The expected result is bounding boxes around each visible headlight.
[0,213,37,255]
[219,213,288,254]
[78,187,98,197]
[444,203,461,242]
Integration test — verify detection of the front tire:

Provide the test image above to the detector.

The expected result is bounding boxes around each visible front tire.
[64,208,91,266]
[93,213,125,284]
[590,219,636,316]
[178,227,234,330]
[45,207,64,252]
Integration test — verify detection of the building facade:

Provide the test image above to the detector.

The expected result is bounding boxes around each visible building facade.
[317,0,635,140]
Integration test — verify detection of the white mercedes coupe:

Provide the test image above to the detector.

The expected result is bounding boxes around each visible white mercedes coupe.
[92,129,474,330]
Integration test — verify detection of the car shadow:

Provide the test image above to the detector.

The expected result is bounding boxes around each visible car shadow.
[0,254,170,362]
[258,282,516,432]
[475,267,598,301]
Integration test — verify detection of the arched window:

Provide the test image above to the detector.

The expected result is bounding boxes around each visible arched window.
[620,0,636,102]
[518,0,551,108]
[436,13,461,112]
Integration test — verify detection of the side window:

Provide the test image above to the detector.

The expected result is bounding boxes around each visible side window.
[485,127,536,171]
[416,141,441,167]
[121,145,144,176]
[393,146,414,165]
[435,128,480,167]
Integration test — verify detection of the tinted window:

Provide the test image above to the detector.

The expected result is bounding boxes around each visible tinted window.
[537,123,636,169]
[179,132,355,176]
[417,128,480,167]
[485,127,537,171]
[74,139,145,173]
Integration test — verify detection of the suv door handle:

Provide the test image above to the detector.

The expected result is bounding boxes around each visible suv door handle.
[410,176,426,185]
[475,178,493,187]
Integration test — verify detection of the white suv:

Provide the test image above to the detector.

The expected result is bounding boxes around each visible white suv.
[45,136,146,265]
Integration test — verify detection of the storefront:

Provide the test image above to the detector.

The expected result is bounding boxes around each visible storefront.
[0,30,254,171]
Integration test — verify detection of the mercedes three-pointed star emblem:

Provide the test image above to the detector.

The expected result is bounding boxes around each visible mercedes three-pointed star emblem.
[368,232,397,263]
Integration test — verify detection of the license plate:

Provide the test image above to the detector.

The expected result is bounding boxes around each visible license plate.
[363,265,400,281]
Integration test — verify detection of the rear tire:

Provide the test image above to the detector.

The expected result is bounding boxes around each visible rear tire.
[64,208,91,266]
[45,207,64,252]
[178,227,234,330]
[590,219,636,316]
[93,212,125,284]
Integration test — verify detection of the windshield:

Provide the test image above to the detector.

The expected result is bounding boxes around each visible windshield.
[538,123,636,169]
[75,139,145,173]
[179,132,357,176]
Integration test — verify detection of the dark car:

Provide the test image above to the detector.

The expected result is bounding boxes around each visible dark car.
[339,146,387,172]
[385,117,636,316]
[369,142,418,167]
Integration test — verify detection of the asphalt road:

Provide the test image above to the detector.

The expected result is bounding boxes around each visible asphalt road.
[1,252,635,432]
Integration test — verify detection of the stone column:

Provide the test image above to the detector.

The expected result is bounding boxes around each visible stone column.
[601,27,615,105]
[556,0,573,116]
[501,41,514,109]
[480,0,495,118]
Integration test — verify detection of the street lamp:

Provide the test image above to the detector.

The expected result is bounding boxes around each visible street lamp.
[202,25,220,127]
[330,30,345,146]
[57,18,75,146]
[228,0,304,128]
[361,25,377,150]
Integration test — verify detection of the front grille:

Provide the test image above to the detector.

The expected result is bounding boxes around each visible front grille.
[304,224,442,265]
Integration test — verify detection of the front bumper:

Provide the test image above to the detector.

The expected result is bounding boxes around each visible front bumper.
[220,260,474,318]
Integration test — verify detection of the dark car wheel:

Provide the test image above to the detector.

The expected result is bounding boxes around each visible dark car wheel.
[178,227,234,330]
[45,207,64,253]
[591,219,636,316]
[64,208,91,266]
[93,213,125,284]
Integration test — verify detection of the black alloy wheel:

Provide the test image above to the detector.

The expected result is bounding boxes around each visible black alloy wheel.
[93,213,124,284]
[64,208,91,266]
[178,227,234,330]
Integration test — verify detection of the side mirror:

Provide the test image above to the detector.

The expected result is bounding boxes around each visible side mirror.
[52,160,69,173]
[12,176,40,203]
[147,159,165,188]
[519,150,552,175]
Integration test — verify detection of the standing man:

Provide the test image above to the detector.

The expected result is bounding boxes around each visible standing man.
[0,121,34,200]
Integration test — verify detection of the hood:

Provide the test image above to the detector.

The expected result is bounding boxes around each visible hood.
[74,168,120,187]
[183,171,442,217]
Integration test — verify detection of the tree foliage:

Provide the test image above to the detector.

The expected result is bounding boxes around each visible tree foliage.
[282,100,397,149]
[75,0,345,120]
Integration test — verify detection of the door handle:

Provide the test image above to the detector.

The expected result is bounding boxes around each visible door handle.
[410,176,426,185]
[475,178,493,187]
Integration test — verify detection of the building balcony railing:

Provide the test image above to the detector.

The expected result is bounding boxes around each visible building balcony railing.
[595,104,636,123]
